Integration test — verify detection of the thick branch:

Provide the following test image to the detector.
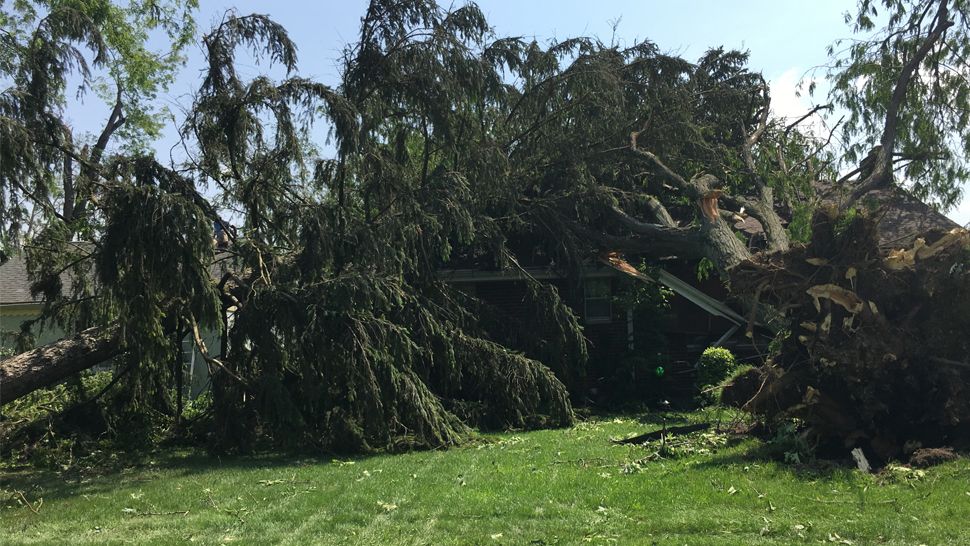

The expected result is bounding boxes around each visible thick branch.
[608,204,676,234]
[89,85,127,167]
[75,85,126,219]
[627,139,703,200]
[190,317,244,383]
[573,219,706,260]
[642,196,677,227]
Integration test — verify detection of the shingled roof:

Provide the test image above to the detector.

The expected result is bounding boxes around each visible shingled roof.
[727,180,962,251]
[814,180,962,249]
[0,254,40,305]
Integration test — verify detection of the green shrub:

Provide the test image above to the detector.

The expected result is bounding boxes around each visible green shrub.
[696,347,738,403]
[766,419,814,464]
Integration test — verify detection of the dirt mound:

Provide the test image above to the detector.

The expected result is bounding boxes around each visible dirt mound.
[909,447,959,468]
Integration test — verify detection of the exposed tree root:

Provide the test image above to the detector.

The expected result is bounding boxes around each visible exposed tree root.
[724,209,970,462]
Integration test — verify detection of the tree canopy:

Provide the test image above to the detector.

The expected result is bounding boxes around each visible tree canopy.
[2,0,968,454]
[828,0,970,207]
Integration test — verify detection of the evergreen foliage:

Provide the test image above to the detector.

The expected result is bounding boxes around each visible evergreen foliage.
[3,0,967,455]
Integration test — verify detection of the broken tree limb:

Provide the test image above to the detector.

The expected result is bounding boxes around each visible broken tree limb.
[0,326,121,405]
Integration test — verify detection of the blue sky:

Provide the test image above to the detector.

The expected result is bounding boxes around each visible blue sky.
[66,1,970,224]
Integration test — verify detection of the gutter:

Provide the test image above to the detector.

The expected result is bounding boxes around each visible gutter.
[598,253,746,327]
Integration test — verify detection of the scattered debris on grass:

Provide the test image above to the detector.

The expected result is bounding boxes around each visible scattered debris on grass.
[611,423,711,445]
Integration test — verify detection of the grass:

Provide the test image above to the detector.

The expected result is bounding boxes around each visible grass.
[2,409,970,545]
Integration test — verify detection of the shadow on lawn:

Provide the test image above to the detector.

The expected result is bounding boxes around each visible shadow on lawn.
[688,440,851,480]
[0,449,355,506]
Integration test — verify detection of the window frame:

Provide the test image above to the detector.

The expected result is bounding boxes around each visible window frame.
[583,278,613,325]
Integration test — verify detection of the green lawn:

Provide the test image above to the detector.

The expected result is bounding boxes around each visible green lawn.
[3,410,969,545]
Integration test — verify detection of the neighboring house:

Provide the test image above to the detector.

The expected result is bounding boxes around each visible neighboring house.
[0,254,217,398]
[732,182,963,250]
[0,254,65,347]
[815,180,963,248]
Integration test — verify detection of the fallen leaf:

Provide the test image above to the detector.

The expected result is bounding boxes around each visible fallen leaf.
[828,532,853,545]
[377,501,397,512]
[490,533,504,540]
[760,516,772,536]
[727,486,738,495]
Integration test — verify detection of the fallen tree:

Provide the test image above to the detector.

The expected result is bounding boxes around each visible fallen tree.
[3,0,970,459]
[0,327,120,405]
[724,209,970,461]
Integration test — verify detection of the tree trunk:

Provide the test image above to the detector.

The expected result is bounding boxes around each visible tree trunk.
[701,215,753,271]
[747,199,790,254]
[0,327,120,405]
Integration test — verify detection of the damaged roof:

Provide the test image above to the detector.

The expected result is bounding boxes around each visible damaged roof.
[814,181,962,249]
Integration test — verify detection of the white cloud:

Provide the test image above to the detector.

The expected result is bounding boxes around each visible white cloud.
[768,68,829,139]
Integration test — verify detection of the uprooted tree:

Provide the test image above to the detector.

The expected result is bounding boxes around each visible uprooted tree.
[2,0,970,456]
[725,210,970,462]
[718,0,970,461]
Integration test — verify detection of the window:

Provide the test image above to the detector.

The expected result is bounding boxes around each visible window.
[584,278,612,324]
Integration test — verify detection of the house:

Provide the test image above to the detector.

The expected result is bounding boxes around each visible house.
[731,181,963,250]
[0,254,66,348]
[814,180,963,248]
[1,246,758,404]
[6,183,956,402]
[440,256,762,403]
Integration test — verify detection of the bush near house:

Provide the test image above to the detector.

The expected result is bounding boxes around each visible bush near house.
[696,347,739,402]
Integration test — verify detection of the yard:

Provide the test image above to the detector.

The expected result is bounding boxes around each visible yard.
[3,410,969,545]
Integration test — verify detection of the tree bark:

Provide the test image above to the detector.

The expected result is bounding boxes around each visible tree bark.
[0,327,120,405]
[700,214,752,270]
[746,198,790,254]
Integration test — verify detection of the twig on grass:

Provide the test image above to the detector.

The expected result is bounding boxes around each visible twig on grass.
[14,490,42,514]
[132,510,190,517]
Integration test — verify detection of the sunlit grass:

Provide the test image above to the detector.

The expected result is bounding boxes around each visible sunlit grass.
[3,410,969,545]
